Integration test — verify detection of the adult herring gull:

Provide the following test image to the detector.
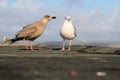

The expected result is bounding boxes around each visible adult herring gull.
[60,16,76,50]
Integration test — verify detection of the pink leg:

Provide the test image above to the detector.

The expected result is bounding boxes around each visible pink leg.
[68,40,72,50]
[61,39,65,50]
[30,41,34,51]
[23,38,28,50]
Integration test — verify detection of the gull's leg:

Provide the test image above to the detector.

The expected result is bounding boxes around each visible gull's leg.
[30,41,34,51]
[68,40,72,50]
[61,39,65,50]
[23,38,28,50]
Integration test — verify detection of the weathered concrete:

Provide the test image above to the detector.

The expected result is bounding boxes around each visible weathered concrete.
[0,45,120,80]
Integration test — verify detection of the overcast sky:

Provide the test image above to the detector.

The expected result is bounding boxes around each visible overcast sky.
[0,0,120,42]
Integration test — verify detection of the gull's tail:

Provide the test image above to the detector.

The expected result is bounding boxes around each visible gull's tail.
[2,36,17,43]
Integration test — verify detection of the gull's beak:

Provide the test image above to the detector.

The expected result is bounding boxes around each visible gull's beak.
[52,16,56,19]
[68,18,70,22]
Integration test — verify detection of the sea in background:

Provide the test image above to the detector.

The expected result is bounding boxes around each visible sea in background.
[1,40,120,48]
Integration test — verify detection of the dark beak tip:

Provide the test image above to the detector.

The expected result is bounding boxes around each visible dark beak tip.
[52,16,56,19]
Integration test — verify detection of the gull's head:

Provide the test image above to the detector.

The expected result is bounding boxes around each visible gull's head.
[44,15,56,21]
[65,16,71,22]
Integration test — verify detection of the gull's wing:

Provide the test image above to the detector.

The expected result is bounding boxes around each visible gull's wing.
[15,24,37,38]
[73,25,77,37]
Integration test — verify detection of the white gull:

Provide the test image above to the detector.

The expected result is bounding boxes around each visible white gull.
[60,16,76,50]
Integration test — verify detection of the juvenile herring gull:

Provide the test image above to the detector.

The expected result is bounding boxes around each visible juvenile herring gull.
[60,16,76,50]
[5,15,56,50]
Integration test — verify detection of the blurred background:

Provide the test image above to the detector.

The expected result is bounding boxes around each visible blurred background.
[0,0,120,42]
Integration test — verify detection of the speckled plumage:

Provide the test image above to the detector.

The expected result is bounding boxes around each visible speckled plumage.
[6,15,56,50]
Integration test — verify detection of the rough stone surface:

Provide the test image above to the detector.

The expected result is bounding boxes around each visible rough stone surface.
[0,45,120,80]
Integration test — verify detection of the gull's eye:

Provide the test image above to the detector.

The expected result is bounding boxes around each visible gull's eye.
[46,15,50,18]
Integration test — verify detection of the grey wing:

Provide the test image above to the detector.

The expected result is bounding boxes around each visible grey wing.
[74,25,77,37]
[16,24,37,38]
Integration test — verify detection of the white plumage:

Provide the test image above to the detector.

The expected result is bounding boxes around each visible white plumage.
[60,16,76,50]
